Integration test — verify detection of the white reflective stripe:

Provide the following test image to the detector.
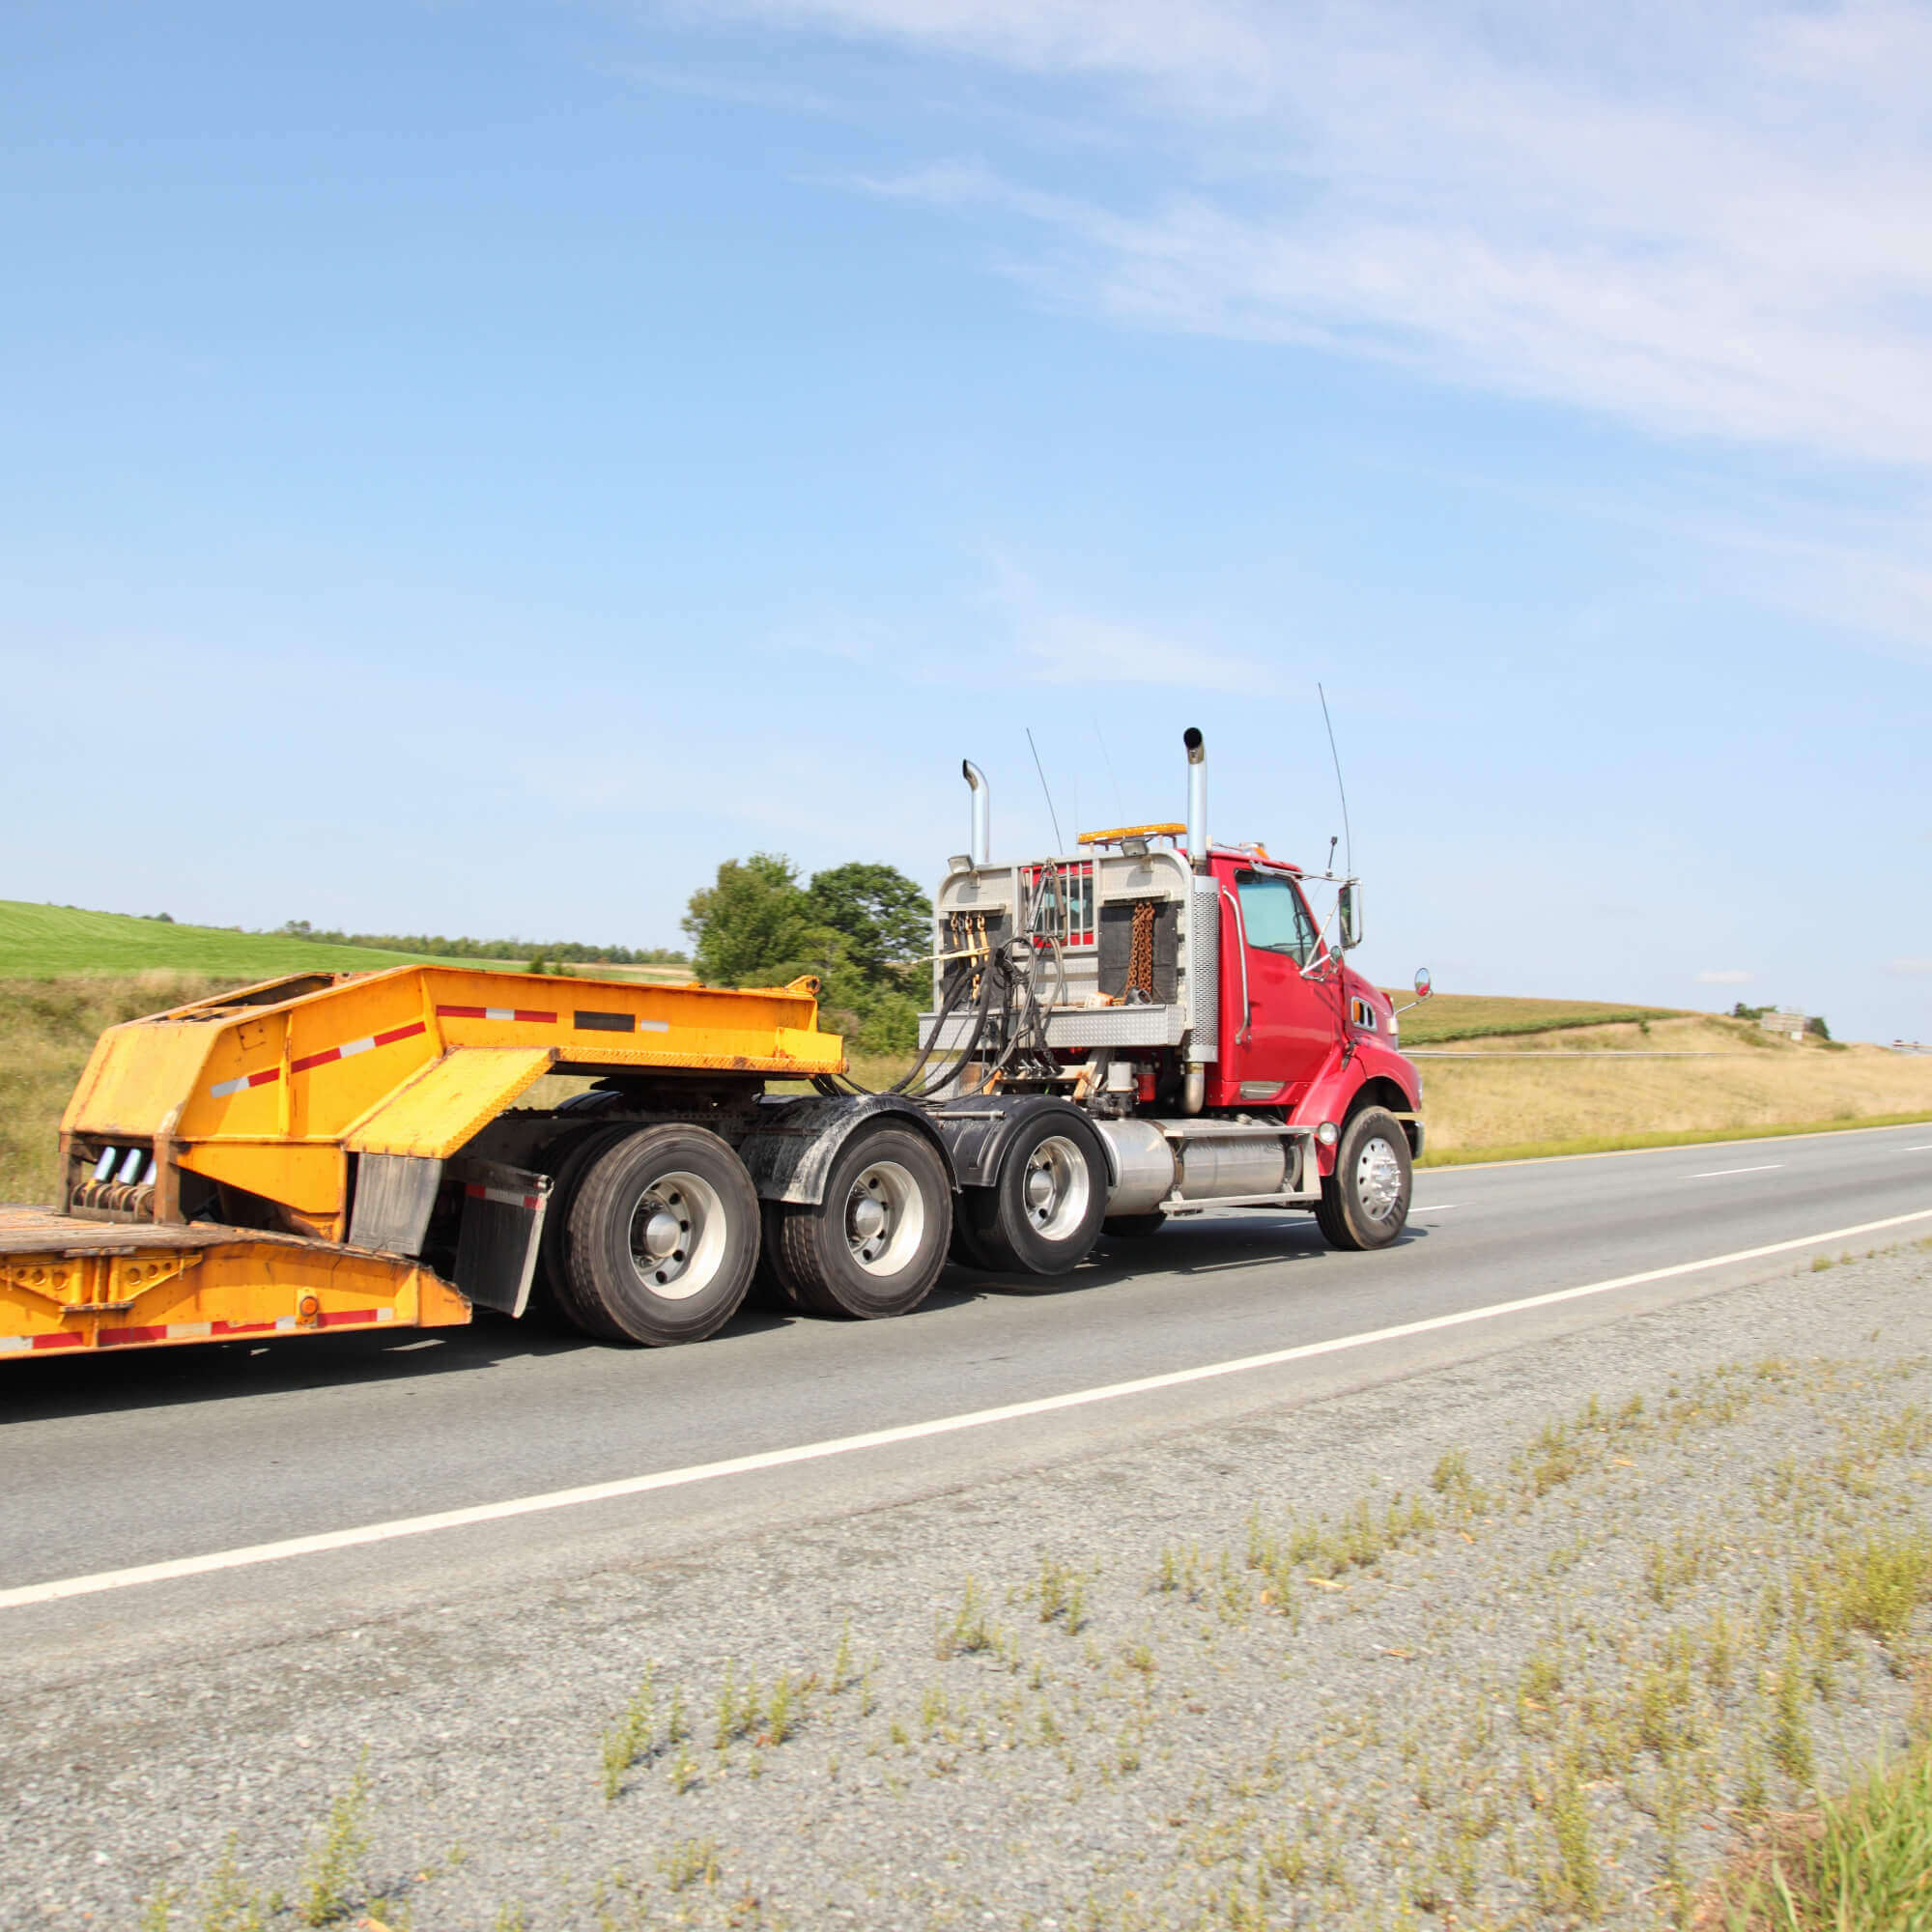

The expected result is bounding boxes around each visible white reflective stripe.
[167,1321,213,1340]
[639,1019,669,1033]
[274,1316,296,1330]
[484,1008,514,1021]
[209,1075,250,1099]
[0,1336,30,1351]
[377,1309,394,1322]
[337,1037,378,1059]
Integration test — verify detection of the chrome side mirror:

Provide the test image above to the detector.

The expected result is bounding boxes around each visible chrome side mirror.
[1414,966,1432,999]
[1338,883,1362,950]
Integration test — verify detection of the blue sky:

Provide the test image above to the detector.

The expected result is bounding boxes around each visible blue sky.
[3,1,1928,1039]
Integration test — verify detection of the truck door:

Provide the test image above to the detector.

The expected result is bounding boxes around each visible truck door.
[1224,868,1337,1104]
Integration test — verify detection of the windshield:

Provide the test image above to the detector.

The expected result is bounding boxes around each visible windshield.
[1235,870,1319,966]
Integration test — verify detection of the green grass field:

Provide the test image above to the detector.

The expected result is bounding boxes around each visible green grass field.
[0,899,457,980]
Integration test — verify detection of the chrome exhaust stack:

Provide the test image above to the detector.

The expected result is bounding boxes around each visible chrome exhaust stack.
[962,759,991,865]
[1183,727,1207,871]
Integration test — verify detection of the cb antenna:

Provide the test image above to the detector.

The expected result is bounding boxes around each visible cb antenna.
[1318,683,1352,877]
[1025,726,1065,852]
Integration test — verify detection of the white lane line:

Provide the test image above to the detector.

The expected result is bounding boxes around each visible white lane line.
[6,1204,1932,1613]
[1413,1204,1463,1211]
[1690,1164,1784,1179]
[1910,1146,1932,1152]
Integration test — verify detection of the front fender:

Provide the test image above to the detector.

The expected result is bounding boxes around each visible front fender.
[1293,1041,1423,1176]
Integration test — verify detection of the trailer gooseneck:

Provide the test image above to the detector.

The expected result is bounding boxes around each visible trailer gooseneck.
[3,731,1428,1362]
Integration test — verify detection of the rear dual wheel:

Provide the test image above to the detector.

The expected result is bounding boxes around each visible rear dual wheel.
[767,1125,952,1320]
[552,1125,761,1346]
[958,1113,1108,1277]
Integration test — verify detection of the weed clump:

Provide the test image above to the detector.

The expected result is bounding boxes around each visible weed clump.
[298,1756,370,1926]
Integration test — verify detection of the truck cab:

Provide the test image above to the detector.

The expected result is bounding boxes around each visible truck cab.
[1206,847,1419,1142]
[921,729,1427,1267]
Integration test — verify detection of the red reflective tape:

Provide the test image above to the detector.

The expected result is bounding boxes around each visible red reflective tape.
[210,1319,284,1338]
[315,1308,380,1329]
[466,1181,544,1210]
[210,1065,282,1098]
[437,1006,558,1024]
[99,1323,170,1348]
[288,1020,425,1076]
[32,1332,85,1350]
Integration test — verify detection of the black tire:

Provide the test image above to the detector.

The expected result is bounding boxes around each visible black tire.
[948,1203,1000,1273]
[769,1125,952,1320]
[752,1202,803,1311]
[535,1123,636,1334]
[1101,1211,1168,1241]
[963,1111,1108,1276]
[564,1125,760,1345]
[1315,1107,1412,1251]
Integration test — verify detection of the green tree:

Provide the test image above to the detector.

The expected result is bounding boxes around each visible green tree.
[682,853,932,1054]
[682,853,827,987]
[805,864,931,988]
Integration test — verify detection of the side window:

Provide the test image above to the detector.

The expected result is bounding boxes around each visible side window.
[1236,870,1318,966]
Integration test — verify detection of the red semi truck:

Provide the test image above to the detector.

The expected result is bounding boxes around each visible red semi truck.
[4,727,1428,1362]
[896,725,1429,1277]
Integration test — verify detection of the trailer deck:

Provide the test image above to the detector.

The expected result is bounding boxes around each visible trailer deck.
[0,1204,468,1358]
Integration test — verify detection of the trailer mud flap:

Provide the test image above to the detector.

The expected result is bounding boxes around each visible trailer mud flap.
[349,1153,443,1256]
[450,1160,551,1318]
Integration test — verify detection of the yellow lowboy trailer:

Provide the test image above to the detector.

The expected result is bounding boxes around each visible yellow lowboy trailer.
[1,963,938,1358]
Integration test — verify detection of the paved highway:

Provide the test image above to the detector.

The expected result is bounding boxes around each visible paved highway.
[4,1122,1930,1650]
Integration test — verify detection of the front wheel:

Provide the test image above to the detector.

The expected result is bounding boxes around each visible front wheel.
[564,1126,761,1345]
[769,1125,952,1320]
[963,1113,1108,1276]
[1315,1107,1412,1251]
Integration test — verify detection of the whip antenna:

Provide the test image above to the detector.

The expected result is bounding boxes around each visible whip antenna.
[1025,726,1065,852]
[1318,683,1352,877]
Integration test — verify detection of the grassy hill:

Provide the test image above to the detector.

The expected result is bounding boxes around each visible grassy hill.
[0,900,456,980]
[1386,990,1692,1044]
[0,899,696,984]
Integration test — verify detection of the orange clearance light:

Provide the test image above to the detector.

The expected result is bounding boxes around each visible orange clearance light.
[298,1293,321,1321]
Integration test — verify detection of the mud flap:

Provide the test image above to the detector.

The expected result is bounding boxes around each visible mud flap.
[450,1160,551,1317]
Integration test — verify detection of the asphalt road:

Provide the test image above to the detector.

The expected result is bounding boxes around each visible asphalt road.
[4,1122,1930,1656]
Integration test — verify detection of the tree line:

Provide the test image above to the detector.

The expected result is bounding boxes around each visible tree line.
[273,923,688,967]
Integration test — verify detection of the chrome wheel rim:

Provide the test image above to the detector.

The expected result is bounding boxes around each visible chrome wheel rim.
[1355,1136,1405,1222]
[845,1160,925,1275]
[626,1170,726,1300]
[1022,1135,1091,1241]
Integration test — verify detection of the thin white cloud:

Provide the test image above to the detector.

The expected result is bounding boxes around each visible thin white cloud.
[722,0,1932,476]
[980,554,1284,693]
[1696,968,1753,984]
[1887,957,1932,977]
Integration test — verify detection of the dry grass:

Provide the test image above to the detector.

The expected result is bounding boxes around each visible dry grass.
[0,974,229,1205]
[9,980,1929,1208]
[1418,1014,1932,1158]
